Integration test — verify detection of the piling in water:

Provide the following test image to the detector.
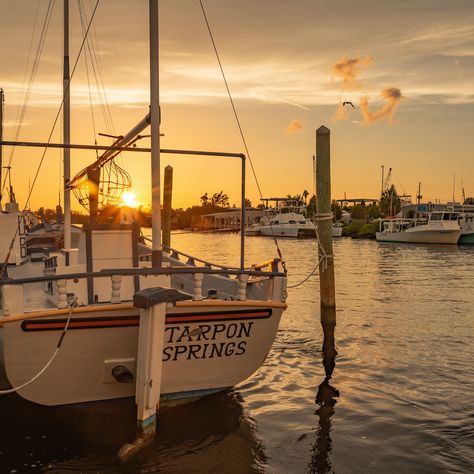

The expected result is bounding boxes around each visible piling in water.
[315,125,336,311]
[162,165,173,250]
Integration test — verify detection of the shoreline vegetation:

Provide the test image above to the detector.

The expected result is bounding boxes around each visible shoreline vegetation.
[33,198,382,240]
[32,187,474,240]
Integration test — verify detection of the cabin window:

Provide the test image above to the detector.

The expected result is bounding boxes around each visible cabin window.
[299,220,306,224]
[289,220,296,224]
[430,213,442,220]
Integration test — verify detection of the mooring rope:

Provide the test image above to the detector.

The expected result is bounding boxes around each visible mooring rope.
[0,298,77,395]
[313,212,334,272]
[285,211,335,288]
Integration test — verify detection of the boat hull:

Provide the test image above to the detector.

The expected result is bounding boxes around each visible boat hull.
[376,229,461,244]
[258,226,316,238]
[458,232,474,244]
[1,301,284,406]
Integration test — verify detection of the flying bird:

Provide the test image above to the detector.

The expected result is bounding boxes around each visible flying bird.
[343,101,355,108]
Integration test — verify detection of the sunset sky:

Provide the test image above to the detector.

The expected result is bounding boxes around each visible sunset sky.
[1,0,474,211]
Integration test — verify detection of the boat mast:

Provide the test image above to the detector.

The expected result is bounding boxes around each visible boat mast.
[150,0,162,267]
[63,0,72,252]
[0,88,3,211]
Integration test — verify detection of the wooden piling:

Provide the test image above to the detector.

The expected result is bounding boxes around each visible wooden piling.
[315,126,336,310]
[162,165,173,251]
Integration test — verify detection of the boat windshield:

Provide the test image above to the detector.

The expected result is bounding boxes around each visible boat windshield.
[430,213,443,221]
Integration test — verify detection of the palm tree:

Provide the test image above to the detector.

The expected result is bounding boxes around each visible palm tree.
[302,189,310,205]
[200,192,209,206]
[211,190,229,207]
[380,184,401,217]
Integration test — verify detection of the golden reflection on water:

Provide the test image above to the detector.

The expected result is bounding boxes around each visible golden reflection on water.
[309,306,339,474]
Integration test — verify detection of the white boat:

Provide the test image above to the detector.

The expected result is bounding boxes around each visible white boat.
[332,222,343,237]
[245,210,343,238]
[375,212,462,244]
[456,212,474,244]
[257,211,316,238]
[0,0,287,426]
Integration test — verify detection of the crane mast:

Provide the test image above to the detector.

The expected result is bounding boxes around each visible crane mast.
[68,113,151,223]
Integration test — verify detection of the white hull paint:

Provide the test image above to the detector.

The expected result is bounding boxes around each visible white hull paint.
[376,229,461,244]
[376,213,462,244]
[1,301,285,406]
[258,225,315,238]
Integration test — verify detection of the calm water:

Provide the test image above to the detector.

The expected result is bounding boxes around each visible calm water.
[1,235,473,473]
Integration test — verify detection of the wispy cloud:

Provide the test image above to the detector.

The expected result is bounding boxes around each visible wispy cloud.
[360,87,404,124]
[285,118,304,134]
[332,56,373,89]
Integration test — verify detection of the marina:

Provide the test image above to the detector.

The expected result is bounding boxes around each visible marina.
[1,0,474,472]
[1,234,474,472]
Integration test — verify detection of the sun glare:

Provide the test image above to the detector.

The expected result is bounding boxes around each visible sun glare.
[120,192,139,208]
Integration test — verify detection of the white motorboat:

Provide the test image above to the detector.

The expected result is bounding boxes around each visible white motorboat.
[0,0,287,425]
[256,211,316,238]
[245,210,343,238]
[375,212,462,244]
[456,212,474,244]
[332,222,343,237]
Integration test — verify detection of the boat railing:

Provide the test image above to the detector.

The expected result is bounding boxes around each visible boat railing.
[0,265,286,318]
[378,217,416,232]
[139,236,239,271]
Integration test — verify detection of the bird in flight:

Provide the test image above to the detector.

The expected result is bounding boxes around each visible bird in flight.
[342,101,355,108]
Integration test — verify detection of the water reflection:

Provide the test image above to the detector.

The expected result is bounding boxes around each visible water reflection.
[0,387,264,473]
[309,307,339,474]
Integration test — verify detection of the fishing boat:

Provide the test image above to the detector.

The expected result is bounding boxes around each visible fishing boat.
[0,0,287,436]
[375,212,462,244]
[245,199,342,238]
[456,212,474,244]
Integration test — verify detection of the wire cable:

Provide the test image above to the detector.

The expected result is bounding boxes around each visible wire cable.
[198,0,288,273]
[2,0,54,195]
[22,0,100,212]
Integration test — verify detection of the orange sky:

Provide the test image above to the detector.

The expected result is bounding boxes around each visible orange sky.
[1,0,474,211]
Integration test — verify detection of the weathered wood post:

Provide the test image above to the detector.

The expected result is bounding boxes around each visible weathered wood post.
[315,125,338,386]
[316,126,336,310]
[162,165,173,251]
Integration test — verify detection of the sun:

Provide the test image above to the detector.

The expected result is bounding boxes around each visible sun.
[120,192,139,208]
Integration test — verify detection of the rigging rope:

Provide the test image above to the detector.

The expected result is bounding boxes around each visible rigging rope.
[0,1,100,278]
[0,299,77,395]
[198,0,287,273]
[2,0,54,196]
[22,0,100,213]
[77,0,99,159]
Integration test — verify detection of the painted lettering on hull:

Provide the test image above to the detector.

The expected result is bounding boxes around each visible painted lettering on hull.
[163,322,253,361]
[20,309,273,361]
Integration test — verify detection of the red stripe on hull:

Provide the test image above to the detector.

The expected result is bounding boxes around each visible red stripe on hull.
[21,309,272,332]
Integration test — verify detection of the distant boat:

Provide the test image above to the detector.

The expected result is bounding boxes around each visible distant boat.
[253,210,316,238]
[375,212,462,244]
[245,211,342,238]
[332,222,343,237]
[456,212,474,244]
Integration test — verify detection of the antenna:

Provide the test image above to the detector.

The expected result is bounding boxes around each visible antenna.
[452,172,455,211]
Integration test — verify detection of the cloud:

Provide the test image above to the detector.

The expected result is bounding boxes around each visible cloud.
[285,118,304,134]
[331,102,350,122]
[332,56,373,89]
[360,87,404,124]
